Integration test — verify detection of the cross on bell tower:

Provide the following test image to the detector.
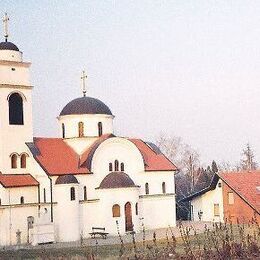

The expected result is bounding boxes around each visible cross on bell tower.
[2,13,9,42]
[81,70,87,97]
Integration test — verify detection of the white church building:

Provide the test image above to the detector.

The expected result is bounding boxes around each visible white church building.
[0,14,177,246]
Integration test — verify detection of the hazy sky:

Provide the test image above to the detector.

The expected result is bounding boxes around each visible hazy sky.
[2,1,260,166]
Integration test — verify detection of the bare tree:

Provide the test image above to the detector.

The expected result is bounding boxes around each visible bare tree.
[182,146,200,191]
[240,143,258,171]
[156,133,200,191]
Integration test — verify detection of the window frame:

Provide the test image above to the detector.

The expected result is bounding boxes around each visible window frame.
[8,92,24,125]
[112,204,120,217]
[145,183,149,195]
[83,186,87,201]
[11,154,18,169]
[115,160,119,171]
[228,192,234,205]
[20,153,27,168]
[78,121,84,138]
[98,122,103,137]
[214,203,220,217]
[162,182,166,194]
[70,187,76,201]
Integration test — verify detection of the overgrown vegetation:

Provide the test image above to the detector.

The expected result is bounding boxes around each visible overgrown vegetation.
[0,218,259,259]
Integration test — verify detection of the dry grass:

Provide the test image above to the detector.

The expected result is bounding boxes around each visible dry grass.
[0,217,259,259]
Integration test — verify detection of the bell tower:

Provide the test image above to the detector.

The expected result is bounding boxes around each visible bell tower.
[0,13,33,172]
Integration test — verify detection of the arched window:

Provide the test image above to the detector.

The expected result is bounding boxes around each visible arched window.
[62,123,65,138]
[145,183,149,195]
[11,154,18,169]
[135,203,138,215]
[115,160,119,171]
[78,122,84,137]
[9,93,24,125]
[109,163,113,172]
[43,188,46,203]
[120,163,124,172]
[98,122,103,137]
[162,182,166,194]
[112,204,120,217]
[20,196,24,204]
[83,186,87,201]
[20,154,27,168]
[70,187,75,201]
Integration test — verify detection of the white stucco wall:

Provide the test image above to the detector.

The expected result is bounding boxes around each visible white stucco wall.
[95,187,140,235]
[0,50,23,63]
[140,194,176,229]
[54,183,80,242]
[58,114,113,138]
[191,180,224,222]
[0,54,33,172]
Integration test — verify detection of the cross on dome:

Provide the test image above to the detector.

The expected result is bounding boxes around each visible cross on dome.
[81,70,87,97]
[2,13,9,42]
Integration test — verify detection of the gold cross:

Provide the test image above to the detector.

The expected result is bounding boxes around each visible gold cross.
[3,13,9,42]
[81,70,87,97]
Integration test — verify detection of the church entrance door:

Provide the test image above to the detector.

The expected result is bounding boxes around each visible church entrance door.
[124,202,133,232]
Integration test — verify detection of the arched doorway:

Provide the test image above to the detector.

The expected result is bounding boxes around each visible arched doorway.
[124,202,133,232]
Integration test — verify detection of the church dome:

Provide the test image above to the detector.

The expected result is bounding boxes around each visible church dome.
[60,96,112,116]
[55,174,79,185]
[0,41,19,51]
[98,172,137,189]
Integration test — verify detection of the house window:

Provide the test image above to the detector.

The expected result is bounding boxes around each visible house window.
[109,163,113,172]
[228,192,234,205]
[20,196,24,204]
[11,154,18,168]
[162,182,166,194]
[115,160,119,171]
[145,183,149,195]
[98,122,103,137]
[214,204,220,216]
[112,204,120,217]
[62,123,65,138]
[43,188,46,203]
[78,122,84,137]
[135,203,138,215]
[9,93,24,125]
[120,163,124,172]
[83,186,87,201]
[70,187,76,201]
[20,154,27,168]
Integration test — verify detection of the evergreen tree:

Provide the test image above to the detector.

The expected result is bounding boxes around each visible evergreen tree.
[211,160,218,173]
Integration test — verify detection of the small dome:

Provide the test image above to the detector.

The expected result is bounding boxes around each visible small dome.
[98,172,137,189]
[55,174,79,185]
[0,41,19,51]
[60,96,112,116]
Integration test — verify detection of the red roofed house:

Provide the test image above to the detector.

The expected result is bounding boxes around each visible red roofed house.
[181,171,260,223]
[0,17,178,246]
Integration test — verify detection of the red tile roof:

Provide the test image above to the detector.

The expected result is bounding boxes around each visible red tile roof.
[31,136,177,176]
[0,174,39,188]
[33,138,89,176]
[219,171,260,213]
[129,139,178,171]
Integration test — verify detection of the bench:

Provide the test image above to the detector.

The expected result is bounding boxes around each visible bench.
[89,227,109,239]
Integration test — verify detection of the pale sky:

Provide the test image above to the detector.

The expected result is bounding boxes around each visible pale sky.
[2,1,260,166]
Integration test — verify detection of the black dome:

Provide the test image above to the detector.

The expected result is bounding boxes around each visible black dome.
[55,175,79,185]
[98,172,137,189]
[0,41,19,51]
[60,96,112,116]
